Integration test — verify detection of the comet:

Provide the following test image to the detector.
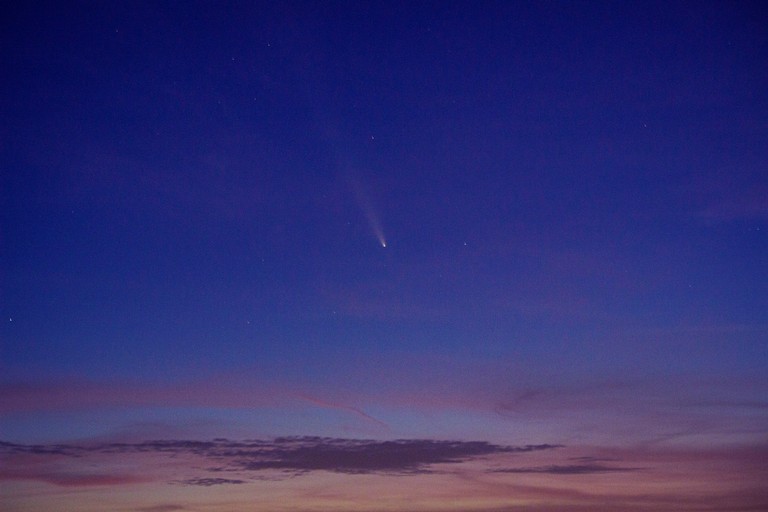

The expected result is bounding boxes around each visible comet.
[313,120,388,248]
[347,171,387,248]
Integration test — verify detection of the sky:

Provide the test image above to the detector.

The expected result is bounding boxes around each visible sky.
[1,1,767,511]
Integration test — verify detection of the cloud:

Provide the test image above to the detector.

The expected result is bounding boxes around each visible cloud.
[136,506,187,512]
[5,437,767,510]
[0,440,82,456]
[0,377,286,413]
[568,456,622,464]
[136,504,189,512]
[0,436,562,486]
[176,477,246,486]
[229,437,562,475]
[690,174,768,223]
[296,394,391,431]
[490,464,642,475]
[0,468,146,487]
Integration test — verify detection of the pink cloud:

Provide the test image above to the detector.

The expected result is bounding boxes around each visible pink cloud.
[3,357,766,452]
[0,468,147,487]
[0,377,287,413]
[688,166,768,222]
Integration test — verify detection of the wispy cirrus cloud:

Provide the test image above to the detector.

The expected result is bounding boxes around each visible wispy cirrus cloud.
[296,394,391,431]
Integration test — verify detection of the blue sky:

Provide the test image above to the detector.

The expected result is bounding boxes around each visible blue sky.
[2,2,767,511]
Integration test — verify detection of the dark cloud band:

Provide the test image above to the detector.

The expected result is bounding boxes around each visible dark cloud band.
[1,437,562,480]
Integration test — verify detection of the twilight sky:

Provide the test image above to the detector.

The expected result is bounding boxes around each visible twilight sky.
[1,1,767,511]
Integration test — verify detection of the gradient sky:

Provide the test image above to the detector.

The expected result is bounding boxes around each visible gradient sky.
[2,1,767,511]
